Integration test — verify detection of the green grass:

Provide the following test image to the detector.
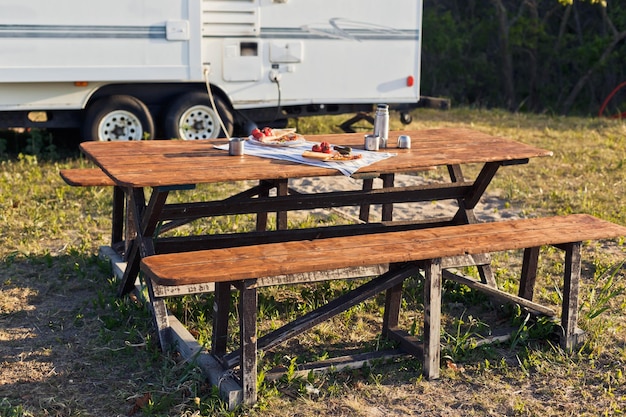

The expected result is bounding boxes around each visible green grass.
[1,108,625,416]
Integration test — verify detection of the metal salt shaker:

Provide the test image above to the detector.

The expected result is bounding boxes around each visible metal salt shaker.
[228,137,245,156]
[373,104,389,148]
[364,134,380,151]
[397,135,411,149]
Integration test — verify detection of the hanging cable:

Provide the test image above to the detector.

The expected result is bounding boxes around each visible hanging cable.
[203,67,231,139]
[271,75,282,123]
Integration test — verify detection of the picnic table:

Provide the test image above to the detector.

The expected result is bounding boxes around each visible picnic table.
[79,126,552,286]
[76,127,562,406]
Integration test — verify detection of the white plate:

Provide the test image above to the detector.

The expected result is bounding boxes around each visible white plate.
[248,132,306,147]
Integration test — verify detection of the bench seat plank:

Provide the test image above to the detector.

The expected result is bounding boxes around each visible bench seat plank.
[60,168,116,187]
[142,214,626,286]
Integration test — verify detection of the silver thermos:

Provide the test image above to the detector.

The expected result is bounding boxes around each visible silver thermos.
[373,104,389,148]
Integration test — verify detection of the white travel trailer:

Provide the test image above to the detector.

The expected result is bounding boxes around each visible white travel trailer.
[0,0,423,141]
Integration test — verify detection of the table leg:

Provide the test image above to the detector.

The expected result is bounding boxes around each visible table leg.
[359,178,374,222]
[447,164,497,286]
[118,187,169,296]
[256,179,288,231]
[256,182,270,232]
[123,186,142,261]
[379,173,402,336]
[382,281,403,336]
[276,179,289,230]
[380,173,395,221]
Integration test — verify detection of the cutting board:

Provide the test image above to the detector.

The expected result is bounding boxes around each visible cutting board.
[302,150,332,160]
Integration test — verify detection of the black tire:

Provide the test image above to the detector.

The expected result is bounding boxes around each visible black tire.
[82,95,154,141]
[400,112,413,125]
[163,92,234,140]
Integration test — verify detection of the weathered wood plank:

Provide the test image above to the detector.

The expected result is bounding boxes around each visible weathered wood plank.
[519,246,540,300]
[142,215,626,286]
[156,181,475,221]
[442,270,556,317]
[79,128,553,188]
[562,242,583,350]
[211,282,231,358]
[150,265,388,297]
[59,168,115,186]
[239,280,258,405]
[264,350,407,381]
[423,258,442,380]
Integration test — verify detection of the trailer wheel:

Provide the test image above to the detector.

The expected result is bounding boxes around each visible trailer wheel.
[82,95,154,141]
[400,112,413,125]
[163,92,234,140]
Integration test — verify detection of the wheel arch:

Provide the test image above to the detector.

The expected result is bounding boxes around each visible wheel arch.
[83,82,235,137]
[84,83,234,113]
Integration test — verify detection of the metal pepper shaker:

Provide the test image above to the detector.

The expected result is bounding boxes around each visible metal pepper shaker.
[373,104,389,148]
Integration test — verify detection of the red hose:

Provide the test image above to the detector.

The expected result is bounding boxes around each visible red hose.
[599,80,626,118]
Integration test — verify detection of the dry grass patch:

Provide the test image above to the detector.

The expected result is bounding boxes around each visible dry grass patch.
[1,109,625,416]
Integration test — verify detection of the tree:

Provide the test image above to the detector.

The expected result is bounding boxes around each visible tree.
[420,0,626,114]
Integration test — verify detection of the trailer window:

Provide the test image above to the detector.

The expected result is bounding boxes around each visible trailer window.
[240,42,258,56]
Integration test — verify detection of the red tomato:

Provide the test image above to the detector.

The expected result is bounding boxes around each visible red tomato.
[262,127,273,137]
[320,141,331,153]
[312,144,322,152]
[251,128,264,139]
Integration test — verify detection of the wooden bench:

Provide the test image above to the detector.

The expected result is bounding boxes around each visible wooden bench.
[141,214,626,406]
[59,168,116,187]
[60,168,124,249]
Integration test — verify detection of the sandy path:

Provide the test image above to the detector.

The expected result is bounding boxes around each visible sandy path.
[288,174,522,223]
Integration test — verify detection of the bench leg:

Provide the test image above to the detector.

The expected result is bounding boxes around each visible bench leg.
[239,280,258,405]
[111,186,125,249]
[423,258,442,380]
[212,282,231,358]
[519,246,540,300]
[151,295,171,350]
[145,280,171,350]
[561,242,582,351]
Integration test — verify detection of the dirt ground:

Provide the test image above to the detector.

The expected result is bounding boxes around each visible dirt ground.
[0,254,164,416]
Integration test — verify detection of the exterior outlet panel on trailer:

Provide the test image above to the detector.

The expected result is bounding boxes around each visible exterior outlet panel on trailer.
[0,0,423,141]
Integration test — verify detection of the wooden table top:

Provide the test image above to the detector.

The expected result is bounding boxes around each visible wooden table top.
[80,127,553,188]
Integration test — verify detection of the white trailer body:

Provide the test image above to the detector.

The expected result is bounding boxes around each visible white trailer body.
[0,0,422,141]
